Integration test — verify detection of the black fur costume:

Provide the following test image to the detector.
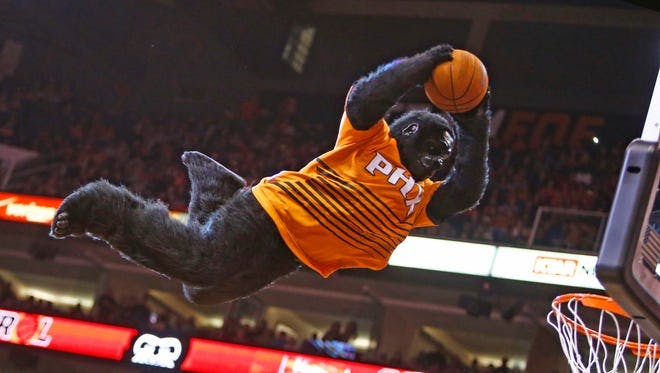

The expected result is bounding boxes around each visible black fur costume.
[50,44,491,305]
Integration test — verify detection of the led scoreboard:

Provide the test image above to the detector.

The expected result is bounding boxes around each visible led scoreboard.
[0,308,419,373]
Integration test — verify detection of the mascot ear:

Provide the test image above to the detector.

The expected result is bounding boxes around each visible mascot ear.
[402,122,419,136]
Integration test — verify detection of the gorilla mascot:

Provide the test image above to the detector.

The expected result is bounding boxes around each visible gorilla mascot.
[51,44,491,305]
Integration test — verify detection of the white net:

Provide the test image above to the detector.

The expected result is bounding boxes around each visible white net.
[547,294,659,373]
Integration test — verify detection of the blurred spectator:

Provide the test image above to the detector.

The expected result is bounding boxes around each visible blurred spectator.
[0,276,17,305]
[338,320,358,342]
[250,319,272,346]
[494,356,511,373]
[68,303,85,319]
[118,293,151,328]
[322,321,342,341]
[299,332,319,354]
[90,289,118,323]
[272,330,289,349]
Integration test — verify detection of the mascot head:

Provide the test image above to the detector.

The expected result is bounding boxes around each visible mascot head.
[389,110,457,181]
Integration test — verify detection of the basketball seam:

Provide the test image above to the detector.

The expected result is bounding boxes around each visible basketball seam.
[453,56,476,101]
[432,55,483,103]
[449,63,458,113]
[433,64,457,101]
[425,50,488,112]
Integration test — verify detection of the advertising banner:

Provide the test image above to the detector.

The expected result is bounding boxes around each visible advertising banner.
[0,308,417,373]
[0,309,137,360]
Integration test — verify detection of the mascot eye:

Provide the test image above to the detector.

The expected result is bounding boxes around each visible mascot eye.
[441,131,454,148]
[424,142,442,154]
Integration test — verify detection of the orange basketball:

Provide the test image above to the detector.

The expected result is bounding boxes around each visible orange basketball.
[424,49,489,113]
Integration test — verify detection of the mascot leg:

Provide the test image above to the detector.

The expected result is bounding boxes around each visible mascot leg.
[50,180,300,304]
[50,180,220,286]
[180,152,286,304]
[182,151,246,227]
[182,274,280,305]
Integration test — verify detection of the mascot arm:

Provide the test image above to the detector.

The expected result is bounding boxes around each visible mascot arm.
[426,91,492,223]
[345,44,454,130]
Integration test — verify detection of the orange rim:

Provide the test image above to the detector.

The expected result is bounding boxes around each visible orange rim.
[551,293,659,358]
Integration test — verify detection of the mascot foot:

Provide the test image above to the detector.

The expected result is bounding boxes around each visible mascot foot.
[51,211,79,238]
[182,151,246,222]
[50,180,136,239]
[182,151,246,193]
[50,183,99,238]
[183,151,246,225]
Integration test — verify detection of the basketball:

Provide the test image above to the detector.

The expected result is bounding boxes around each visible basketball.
[424,49,489,113]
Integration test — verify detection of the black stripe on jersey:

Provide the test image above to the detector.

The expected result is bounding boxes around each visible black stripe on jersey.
[316,167,410,239]
[275,181,387,259]
[301,179,395,254]
[292,181,391,257]
[316,158,414,228]
[314,162,412,235]
[310,177,403,247]
[272,182,378,258]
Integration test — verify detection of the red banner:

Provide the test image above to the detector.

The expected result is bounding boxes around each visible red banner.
[0,192,187,225]
[0,309,138,360]
[0,309,419,372]
[0,192,61,225]
[181,338,420,373]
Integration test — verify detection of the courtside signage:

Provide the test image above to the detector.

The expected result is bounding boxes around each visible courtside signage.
[0,308,418,373]
[0,308,137,360]
[490,247,603,289]
[181,338,420,373]
[390,236,496,276]
[0,192,60,224]
[0,192,187,225]
[131,333,183,369]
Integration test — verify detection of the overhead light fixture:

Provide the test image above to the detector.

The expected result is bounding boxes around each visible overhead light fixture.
[282,24,316,74]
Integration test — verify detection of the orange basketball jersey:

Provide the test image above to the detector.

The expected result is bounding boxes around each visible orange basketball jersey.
[252,112,442,277]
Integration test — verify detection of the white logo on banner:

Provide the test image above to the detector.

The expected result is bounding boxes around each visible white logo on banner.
[131,333,182,369]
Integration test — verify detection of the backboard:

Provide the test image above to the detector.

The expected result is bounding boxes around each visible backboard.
[596,69,660,341]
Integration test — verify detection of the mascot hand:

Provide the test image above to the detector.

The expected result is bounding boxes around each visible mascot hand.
[451,89,491,138]
[423,44,454,65]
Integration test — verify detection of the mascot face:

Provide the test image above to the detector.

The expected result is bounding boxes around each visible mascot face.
[390,110,456,181]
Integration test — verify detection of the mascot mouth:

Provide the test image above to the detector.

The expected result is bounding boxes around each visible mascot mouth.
[413,158,438,180]
[420,154,449,171]
[420,157,439,169]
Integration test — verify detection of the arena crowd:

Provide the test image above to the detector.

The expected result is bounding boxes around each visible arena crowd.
[0,77,626,252]
[1,274,525,372]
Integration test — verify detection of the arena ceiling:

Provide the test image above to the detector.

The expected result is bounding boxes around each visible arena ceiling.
[1,0,659,116]
[207,0,660,115]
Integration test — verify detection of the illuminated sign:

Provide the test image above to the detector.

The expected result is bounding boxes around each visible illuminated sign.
[490,247,603,289]
[180,338,421,373]
[0,309,418,372]
[0,193,61,224]
[390,236,496,276]
[0,308,138,360]
[390,238,602,289]
[131,333,182,369]
[0,192,188,225]
[533,256,578,277]
[0,310,52,347]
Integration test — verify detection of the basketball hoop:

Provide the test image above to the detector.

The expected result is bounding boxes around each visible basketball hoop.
[547,293,659,373]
